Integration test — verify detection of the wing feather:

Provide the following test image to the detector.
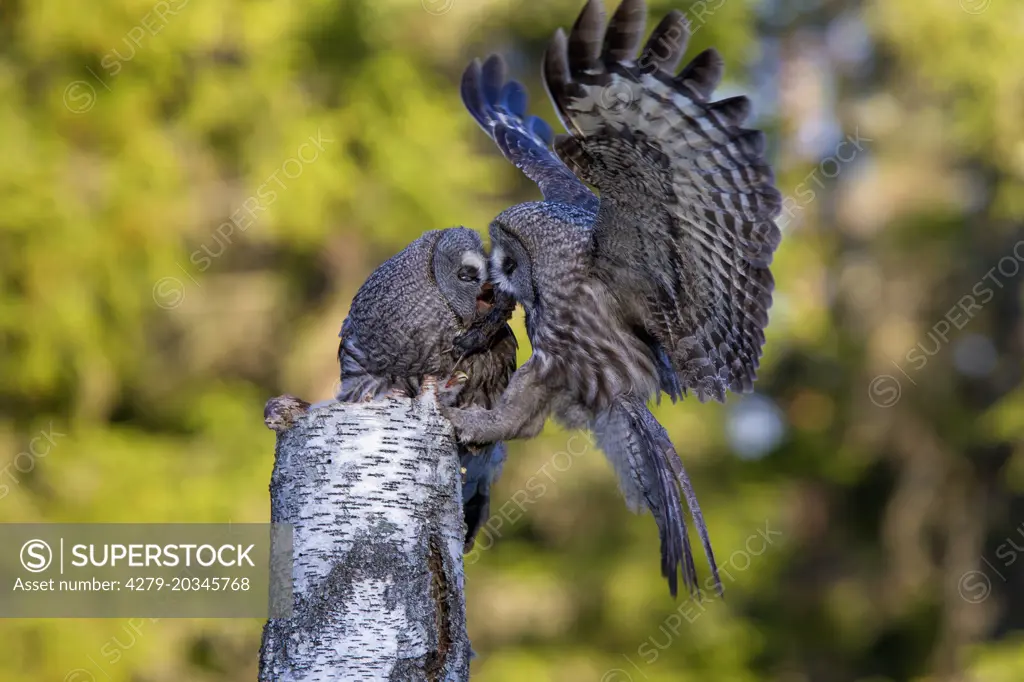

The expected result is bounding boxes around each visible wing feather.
[638,10,689,72]
[461,55,598,212]
[544,0,782,402]
[603,0,647,63]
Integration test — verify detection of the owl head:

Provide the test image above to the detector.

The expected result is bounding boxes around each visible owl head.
[487,201,592,312]
[340,227,498,377]
[431,227,492,327]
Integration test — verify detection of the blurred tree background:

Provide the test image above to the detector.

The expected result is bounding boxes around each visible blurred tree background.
[1,0,1023,680]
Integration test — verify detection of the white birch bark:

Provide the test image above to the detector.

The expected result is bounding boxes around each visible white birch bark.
[259,386,471,682]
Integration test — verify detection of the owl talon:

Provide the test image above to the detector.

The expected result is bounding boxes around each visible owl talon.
[443,405,487,444]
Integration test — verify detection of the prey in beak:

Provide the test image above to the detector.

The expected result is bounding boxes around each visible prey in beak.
[476,281,496,314]
[452,283,516,363]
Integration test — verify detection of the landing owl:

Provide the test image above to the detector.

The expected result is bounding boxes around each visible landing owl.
[337,227,518,551]
[445,0,782,596]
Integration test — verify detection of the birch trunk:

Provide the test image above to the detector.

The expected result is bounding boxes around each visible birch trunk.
[259,386,471,682]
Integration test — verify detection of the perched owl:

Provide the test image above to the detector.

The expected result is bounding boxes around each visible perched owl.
[337,227,518,551]
[445,0,782,596]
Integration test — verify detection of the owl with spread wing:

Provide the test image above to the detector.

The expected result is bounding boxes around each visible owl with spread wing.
[445,0,782,597]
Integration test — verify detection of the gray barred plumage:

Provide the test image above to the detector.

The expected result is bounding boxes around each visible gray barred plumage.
[337,227,518,551]
[446,0,782,597]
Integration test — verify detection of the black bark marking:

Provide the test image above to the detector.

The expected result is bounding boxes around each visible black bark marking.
[425,534,451,680]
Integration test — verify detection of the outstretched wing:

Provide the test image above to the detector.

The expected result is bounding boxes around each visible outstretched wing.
[461,54,598,212]
[544,0,782,402]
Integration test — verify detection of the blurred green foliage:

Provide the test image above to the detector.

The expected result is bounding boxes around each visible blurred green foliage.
[1,0,1023,680]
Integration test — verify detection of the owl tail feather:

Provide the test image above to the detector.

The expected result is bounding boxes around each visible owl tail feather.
[593,398,721,598]
[460,442,508,553]
[648,409,723,597]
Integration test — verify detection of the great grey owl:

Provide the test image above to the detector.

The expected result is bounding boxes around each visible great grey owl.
[445,0,782,596]
[336,227,518,551]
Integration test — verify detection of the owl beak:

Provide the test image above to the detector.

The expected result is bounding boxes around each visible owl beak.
[475,282,495,314]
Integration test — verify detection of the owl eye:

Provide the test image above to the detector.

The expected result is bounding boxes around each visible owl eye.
[457,265,480,283]
[502,257,517,276]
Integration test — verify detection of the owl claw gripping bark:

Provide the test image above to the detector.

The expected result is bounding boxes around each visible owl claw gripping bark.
[440,404,488,445]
